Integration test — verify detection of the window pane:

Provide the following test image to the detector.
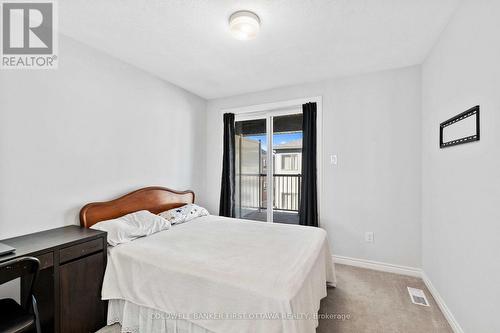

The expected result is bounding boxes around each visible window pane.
[272,114,302,224]
[235,118,268,222]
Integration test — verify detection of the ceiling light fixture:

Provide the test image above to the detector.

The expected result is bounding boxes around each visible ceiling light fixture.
[229,10,260,40]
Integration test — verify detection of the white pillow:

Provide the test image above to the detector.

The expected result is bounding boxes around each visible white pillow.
[159,204,209,225]
[90,210,170,246]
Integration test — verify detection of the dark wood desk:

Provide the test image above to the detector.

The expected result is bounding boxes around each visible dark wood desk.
[0,226,107,333]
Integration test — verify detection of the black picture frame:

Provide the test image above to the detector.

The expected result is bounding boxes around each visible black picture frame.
[440,105,480,148]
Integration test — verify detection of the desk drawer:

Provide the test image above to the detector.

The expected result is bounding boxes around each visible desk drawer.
[35,252,54,269]
[59,239,103,264]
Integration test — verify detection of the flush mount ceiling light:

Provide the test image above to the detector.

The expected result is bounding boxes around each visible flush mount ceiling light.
[229,10,260,40]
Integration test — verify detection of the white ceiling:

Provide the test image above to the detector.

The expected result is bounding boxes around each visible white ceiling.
[59,0,459,99]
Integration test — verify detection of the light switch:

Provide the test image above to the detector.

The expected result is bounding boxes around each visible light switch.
[365,232,374,243]
[330,154,337,165]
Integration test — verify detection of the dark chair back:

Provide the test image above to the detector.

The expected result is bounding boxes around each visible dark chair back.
[0,257,40,309]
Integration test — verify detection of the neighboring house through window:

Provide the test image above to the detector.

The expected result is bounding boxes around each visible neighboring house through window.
[281,154,299,171]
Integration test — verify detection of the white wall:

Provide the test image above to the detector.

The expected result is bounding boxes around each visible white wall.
[422,1,500,332]
[0,35,206,239]
[206,66,422,268]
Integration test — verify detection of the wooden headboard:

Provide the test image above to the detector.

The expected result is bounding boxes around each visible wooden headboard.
[79,186,195,228]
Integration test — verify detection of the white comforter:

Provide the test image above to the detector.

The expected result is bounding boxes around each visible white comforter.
[102,215,336,333]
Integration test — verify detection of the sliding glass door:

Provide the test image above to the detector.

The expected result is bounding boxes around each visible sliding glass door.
[271,114,302,224]
[235,118,268,222]
[235,110,303,224]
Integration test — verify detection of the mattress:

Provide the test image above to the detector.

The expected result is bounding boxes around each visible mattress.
[102,215,336,333]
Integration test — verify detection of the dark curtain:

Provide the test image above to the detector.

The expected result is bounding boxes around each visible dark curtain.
[219,113,236,217]
[299,102,318,227]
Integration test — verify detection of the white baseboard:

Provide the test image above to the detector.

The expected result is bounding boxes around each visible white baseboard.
[333,255,422,277]
[333,255,464,333]
[421,272,464,333]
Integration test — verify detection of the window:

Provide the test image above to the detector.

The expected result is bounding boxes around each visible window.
[281,154,299,171]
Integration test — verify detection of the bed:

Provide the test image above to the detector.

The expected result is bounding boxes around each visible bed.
[80,186,336,333]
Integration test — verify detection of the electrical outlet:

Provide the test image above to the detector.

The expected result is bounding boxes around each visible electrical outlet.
[365,232,374,243]
[330,154,337,165]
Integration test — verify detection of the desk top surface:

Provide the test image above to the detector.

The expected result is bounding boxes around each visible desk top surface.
[0,225,106,263]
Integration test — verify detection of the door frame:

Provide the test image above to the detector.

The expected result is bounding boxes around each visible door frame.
[224,96,323,224]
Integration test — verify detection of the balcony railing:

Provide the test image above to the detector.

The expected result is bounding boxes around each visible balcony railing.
[238,173,302,212]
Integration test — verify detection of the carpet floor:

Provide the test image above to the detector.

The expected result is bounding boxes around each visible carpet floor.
[316,264,452,333]
[97,264,452,333]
